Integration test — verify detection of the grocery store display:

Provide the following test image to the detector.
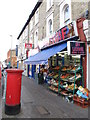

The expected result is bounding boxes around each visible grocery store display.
[47,67,60,93]
[44,54,89,107]
[58,66,84,102]
[46,64,84,103]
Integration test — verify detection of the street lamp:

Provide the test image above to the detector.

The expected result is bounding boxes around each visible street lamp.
[10,35,13,67]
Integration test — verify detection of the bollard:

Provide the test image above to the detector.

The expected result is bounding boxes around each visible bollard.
[5,69,23,115]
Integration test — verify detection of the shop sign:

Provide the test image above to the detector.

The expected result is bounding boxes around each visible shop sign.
[49,22,76,45]
[67,41,85,55]
[25,43,32,49]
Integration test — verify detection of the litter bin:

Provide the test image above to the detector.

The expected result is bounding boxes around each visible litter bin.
[5,69,23,115]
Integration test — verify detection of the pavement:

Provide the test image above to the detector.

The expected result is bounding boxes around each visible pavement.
[1,75,89,119]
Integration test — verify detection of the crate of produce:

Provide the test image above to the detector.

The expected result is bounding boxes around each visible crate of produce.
[73,95,89,108]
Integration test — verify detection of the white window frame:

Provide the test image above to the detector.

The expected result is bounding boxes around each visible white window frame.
[64,5,70,25]
[47,0,53,11]
[60,0,71,28]
[48,19,53,34]
[29,34,33,44]
[25,26,28,37]
[30,20,33,31]
[46,13,53,37]
[34,29,38,48]
[35,9,39,25]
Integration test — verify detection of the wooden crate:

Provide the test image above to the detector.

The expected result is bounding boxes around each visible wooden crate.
[73,95,90,108]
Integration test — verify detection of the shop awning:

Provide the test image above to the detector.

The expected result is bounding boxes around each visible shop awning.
[24,42,67,65]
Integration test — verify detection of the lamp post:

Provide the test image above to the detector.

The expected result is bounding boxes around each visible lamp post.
[10,35,13,67]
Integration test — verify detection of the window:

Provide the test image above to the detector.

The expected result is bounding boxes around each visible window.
[34,30,38,48]
[64,5,70,25]
[29,34,33,44]
[47,0,53,11]
[30,20,33,31]
[35,9,39,25]
[60,0,71,28]
[46,13,53,37]
[49,19,52,34]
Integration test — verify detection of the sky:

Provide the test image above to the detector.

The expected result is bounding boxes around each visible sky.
[0,0,38,62]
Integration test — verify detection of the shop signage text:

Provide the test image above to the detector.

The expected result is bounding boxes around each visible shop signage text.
[49,23,75,45]
[67,41,85,55]
[25,43,32,49]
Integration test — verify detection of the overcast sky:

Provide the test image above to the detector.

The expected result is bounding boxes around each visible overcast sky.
[0,0,38,62]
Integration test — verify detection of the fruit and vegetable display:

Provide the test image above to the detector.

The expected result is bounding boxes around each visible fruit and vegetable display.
[66,83,78,91]
[61,66,79,72]
[49,85,59,93]
[60,73,81,82]
[53,66,60,70]
[46,65,84,104]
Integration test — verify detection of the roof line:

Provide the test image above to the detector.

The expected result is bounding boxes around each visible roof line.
[17,0,42,39]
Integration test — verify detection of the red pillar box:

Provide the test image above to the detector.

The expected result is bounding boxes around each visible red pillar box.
[5,69,23,115]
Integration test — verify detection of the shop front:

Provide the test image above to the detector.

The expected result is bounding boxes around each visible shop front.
[28,47,39,78]
[24,21,89,107]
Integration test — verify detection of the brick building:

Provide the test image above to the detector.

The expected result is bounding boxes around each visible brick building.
[7,49,17,68]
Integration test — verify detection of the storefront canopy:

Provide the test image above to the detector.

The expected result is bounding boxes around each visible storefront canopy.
[24,42,67,65]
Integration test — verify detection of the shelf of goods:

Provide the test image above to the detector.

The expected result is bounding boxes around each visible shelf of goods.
[46,65,84,102]
[46,66,60,94]
[58,66,84,101]
[73,86,90,108]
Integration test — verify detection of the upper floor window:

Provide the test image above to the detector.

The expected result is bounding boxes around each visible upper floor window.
[64,5,70,25]
[30,20,33,31]
[29,34,33,44]
[35,9,39,25]
[34,30,38,48]
[60,0,71,28]
[25,27,28,37]
[49,19,52,34]
[47,0,53,11]
[46,13,53,36]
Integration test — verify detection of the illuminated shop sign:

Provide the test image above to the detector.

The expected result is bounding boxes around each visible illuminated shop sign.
[49,22,76,45]
[67,41,85,55]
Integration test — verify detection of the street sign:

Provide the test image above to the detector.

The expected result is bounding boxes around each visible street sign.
[25,43,32,49]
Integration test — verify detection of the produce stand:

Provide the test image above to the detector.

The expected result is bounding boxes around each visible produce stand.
[58,66,84,102]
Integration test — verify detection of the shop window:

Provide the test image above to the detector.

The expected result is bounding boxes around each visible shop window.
[64,5,70,25]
